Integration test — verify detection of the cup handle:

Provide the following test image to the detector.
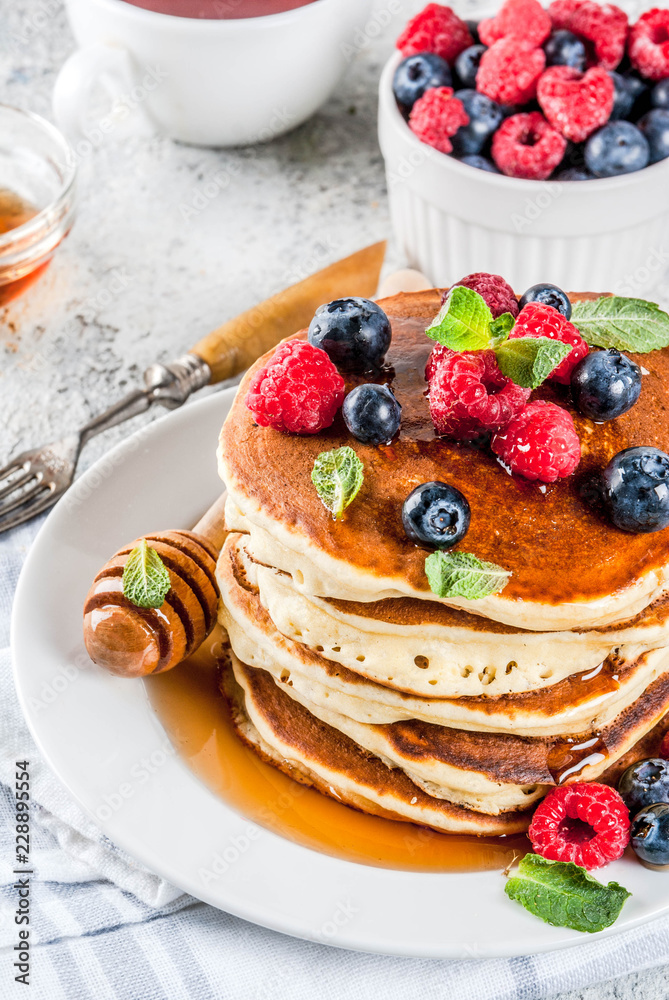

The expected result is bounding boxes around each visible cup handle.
[53,44,151,142]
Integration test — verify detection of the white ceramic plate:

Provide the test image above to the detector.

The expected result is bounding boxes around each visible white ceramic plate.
[11,390,669,958]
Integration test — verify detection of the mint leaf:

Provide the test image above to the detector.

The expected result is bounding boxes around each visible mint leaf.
[571,296,669,353]
[312,446,364,521]
[494,336,571,389]
[425,550,510,599]
[505,854,631,934]
[490,312,516,346]
[426,286,494,351]
[122,538,171,609]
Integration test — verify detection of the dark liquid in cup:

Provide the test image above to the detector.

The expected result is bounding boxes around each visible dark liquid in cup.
[124,0,318,18]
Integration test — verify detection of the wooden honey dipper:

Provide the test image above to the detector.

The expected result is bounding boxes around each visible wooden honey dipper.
[83,493,228,678]
[82,265,431,678]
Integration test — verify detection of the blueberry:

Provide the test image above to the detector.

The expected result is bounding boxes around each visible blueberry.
[450,89,503,156]
[651,78,669,110]
[392,53,452,115]
[584,121,650,177]
[631,803,669,869]
[637,109,669,164]
[402,481,470,549]
[342,383,401,445]
[459,154,500,172]
[609,72,647,120]
[465,19,481,43]
[620,758,669,814]
[308,298,391,373]
[544,30,587,71]
[454,44,487,89]
[571,349,642,421]
[519,282,572,319]
[599,446,669,533]
[555,166,594,179]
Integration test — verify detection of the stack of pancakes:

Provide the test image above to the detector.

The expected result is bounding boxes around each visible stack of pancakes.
[216,289,669,836]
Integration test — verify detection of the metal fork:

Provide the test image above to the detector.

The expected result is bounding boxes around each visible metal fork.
[0,355,210,534]
[0,240,386,535]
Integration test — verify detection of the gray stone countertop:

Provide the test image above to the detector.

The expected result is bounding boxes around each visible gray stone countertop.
[2,2,669,998]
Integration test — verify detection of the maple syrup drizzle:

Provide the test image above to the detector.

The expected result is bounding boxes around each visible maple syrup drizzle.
[146,628,529,873]
[547,733,609,784]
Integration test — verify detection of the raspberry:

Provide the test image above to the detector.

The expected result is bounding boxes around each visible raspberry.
[479,0,551,48]
[491,112,567,180]
[491,400,581,481]
[245,340,344,435]
[447,272,519,319]
[660,732,669,761]
[510,301,589,383]
[426,347,531,439]
[529,783,631,870]
[397,3,473,64]
[477,40,546,108]
[549,0,628,70]
[537,66,614,142]
[628,9,669,81]
[409,87,469,155]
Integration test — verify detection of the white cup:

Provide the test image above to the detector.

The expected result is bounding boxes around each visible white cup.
[54,0,371,147]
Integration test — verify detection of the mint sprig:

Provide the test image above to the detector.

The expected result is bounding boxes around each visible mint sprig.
[425,550,511,600]
[312,446,364,521]
[490,312,516,346]
[571,296,669,353]
[425,286,565,388]
[505,854,631,934]
[426,286,496,352]
[495,336,571,389]
[122,538,171,609]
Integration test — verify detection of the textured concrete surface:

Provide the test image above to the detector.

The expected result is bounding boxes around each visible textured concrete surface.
[3,2,669,998]
[0,0,407,472]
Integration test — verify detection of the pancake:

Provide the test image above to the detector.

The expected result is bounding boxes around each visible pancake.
[226,652,669,818]
[222,653,533,836]
[219,290,669,631]
[237,535,669,697]
[218,533,669,736]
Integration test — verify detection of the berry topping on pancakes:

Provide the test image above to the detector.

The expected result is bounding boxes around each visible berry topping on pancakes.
[510,302,589,383]
[342,383,402,445]
[450,271,519,319]
[308,297,392,373]
[245,340,344,434]
[520,282,572,318]
[427,347,530,439]
[596,446,669,532]
[402,481,471,548]
[570,348,642,421]
[491,400,582,482]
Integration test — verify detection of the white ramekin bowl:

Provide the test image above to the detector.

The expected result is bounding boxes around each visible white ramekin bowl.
[379,51,669,295]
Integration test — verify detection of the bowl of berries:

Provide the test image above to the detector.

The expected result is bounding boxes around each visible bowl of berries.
[378,1,669,294]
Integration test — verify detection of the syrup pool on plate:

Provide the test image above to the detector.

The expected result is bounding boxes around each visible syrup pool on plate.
[126,0,318,18]
[146,627,529,873]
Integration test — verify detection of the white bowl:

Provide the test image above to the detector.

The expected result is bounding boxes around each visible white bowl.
[378,51,669,295]
[55,0,372,147]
